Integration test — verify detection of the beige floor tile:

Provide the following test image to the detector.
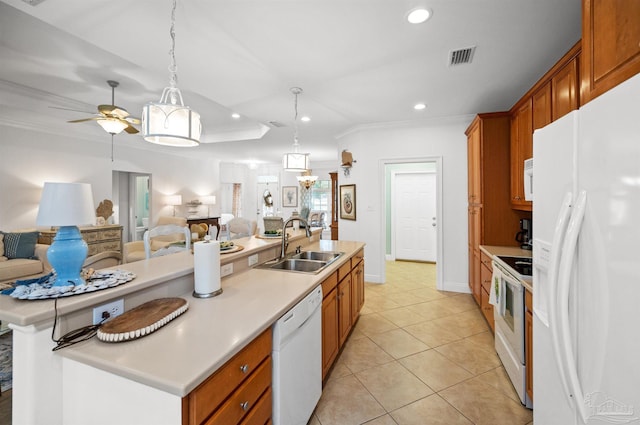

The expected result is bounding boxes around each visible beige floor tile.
[470,366,520,403]
[363,415,399,425]
[339,336,395,373]
[390,394,473,425]
[406,287,448,302]
[405,300,458,321]
[378,307,430,328]
[363,294,403,312]
[439,379,532,425]
[431,311,489,338]
[315,374,386,425]
[326,356,353,382]
[307,413,321,425]
[464,330,495,352]
[403,320,463,348]
[398,349,473,392]
[434,294,478,314]
[356,361,434,411]
[435,338,502,375]
[354,313,399,336]
[385,291,429,307]
[369,328,430,359]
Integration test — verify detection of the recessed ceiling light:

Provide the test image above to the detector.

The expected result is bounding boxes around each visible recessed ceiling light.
[301,116,311,122]
[231,113,240,119]
[414,103,427,111]
[407,8,431,24]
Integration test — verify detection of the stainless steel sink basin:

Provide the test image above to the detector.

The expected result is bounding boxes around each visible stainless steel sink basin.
[256,251,344,274]
[290,251,342,262]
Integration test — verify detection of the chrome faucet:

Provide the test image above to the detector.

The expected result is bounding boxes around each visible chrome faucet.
[280,217,311,259]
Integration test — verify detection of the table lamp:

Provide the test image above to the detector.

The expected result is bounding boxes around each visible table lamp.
[36,182,96,287]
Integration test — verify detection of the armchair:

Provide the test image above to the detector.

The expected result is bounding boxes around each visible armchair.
[143,225,191,258]
[227,217,257,239]
[123,216,189,263]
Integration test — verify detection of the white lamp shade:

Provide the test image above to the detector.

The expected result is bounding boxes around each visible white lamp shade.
[201,196,216,205]
[97,118,128,134]
[36,182,95,227]
[165,195,183,206]
[283,153,310,172]
[142,102,201,147]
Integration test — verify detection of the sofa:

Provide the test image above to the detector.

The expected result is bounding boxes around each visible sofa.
[0,231,52,288]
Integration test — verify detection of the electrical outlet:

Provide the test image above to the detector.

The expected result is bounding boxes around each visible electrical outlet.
[93,299,124,325]
[221,263,233,277]
[248,254,259,267]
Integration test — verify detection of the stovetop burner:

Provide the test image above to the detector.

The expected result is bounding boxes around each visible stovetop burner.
[496,256,532,277]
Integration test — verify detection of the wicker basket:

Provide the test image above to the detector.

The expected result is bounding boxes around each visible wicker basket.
[263,217,284,232]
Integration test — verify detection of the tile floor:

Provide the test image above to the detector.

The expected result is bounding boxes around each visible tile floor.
[308,261,533,425]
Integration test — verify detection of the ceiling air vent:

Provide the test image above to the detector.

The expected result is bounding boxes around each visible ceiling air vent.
[268,121,286,128]
[449,46,476,66]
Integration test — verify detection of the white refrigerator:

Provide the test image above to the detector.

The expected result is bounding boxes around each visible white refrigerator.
[532,72,640,425]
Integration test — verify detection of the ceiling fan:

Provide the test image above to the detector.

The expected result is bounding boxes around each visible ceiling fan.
[67,80,140,135]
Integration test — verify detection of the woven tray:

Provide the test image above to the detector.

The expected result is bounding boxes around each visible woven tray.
[97,298,188,343]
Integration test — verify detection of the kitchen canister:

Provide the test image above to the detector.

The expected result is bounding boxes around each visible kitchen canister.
[193,237,223,298]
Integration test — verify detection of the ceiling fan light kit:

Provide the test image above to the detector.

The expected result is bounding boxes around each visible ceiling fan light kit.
[142,0,201,147]
[283,87,311,172]
[97,117,128,134]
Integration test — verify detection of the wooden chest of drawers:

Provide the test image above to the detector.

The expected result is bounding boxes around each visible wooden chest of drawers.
[38,225,123,256]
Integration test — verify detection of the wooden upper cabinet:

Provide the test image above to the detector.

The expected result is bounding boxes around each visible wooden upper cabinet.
[510,99,533,211]
[466,118,482,205]
[552,56,579,121]
[532,81,552,131]
[581,0,640,103]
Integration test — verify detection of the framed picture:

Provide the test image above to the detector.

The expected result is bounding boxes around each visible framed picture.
[339,184,356,220]
[282,186,298,207]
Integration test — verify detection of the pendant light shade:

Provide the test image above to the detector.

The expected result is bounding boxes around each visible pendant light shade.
[97,118,128,135]
[283,87,311,172]
[143,0,201,147]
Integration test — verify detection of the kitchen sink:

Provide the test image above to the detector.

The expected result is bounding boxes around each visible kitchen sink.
[257,251,344,274]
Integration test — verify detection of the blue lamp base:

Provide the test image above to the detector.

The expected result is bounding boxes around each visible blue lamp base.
[47,226,88,287]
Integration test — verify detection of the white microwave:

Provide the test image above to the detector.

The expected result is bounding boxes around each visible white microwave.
[524,158,533,201]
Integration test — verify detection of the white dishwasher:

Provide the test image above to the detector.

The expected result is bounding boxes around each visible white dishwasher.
[272,285,323,425]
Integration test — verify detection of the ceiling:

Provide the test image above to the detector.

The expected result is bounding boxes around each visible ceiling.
[0,0,581,166]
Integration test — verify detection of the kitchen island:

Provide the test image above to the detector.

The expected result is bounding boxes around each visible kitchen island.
[0,229,364,425]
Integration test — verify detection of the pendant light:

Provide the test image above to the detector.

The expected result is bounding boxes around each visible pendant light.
[142,0,201,147]
[282,87,311,172]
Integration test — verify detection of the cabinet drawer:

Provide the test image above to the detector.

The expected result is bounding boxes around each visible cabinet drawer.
[205,357,271,425]
[95,241,121,253]
[481,288,494,332]
[351,248,364,268]
[188,328,272,425]
[480,251,492,269]
[98,228,121,240]
[480,259,493,293]
[83,231,99,243]
[239,387,272,425]
[321,272,338,298]
[338,261,352,282]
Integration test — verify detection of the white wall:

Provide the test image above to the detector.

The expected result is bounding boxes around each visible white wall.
[337,116,473,291]
[0,125,219,231]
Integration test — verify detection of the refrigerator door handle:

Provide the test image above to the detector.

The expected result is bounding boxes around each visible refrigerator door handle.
[548,192,574,401]
[557,190,588,423]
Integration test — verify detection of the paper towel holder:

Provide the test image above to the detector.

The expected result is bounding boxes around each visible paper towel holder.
[193,236,224,299]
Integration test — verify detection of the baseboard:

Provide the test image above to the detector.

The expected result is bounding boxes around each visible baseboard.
[442,280,471,294]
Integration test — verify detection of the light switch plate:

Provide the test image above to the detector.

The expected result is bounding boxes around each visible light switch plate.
[221,263,233,277]
[248,254,259,267]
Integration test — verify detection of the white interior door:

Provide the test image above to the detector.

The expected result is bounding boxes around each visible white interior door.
[393,172,437,262]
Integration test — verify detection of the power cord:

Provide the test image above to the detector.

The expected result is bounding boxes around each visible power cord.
[51,297,109,351]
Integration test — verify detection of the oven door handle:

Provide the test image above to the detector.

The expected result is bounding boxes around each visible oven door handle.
[557,190,587,423]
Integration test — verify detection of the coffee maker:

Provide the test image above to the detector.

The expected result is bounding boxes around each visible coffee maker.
[516,218,532,250]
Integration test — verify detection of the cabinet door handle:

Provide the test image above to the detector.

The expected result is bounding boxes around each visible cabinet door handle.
[239,364,249,374]
[240,401,250,411]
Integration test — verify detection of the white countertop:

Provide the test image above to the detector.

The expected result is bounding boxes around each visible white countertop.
[49,238,364,397]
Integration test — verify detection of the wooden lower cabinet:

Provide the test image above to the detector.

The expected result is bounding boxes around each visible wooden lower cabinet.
[321,249,365,381]
[479,251,494,332]
[183,328,272,425]
[525,289,533,403]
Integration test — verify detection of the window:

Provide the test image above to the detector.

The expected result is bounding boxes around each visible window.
[310,179,331,214]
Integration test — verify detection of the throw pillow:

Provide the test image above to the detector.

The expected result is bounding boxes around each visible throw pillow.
[1,231,39,259]
[0,233,4,257]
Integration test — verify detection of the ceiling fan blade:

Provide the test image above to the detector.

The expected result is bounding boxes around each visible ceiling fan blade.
[67,117,100,123]
[49,106,96,114]
[99,104,130,118]
[125,116,141,125]
[124,124,139,134]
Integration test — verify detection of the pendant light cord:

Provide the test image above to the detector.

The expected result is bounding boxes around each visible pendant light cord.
[292,88,301,151]
[168,0,178,94]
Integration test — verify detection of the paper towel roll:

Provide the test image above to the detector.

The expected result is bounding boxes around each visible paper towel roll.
[193,240,222,298]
